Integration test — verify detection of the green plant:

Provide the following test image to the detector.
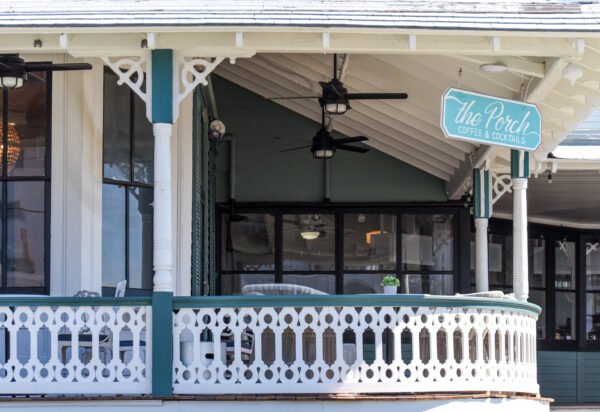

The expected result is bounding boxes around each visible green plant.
[380,275,400,287]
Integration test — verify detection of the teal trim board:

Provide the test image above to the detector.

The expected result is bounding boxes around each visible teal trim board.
[152,292,173,396]
[511,149,530,179]
[173,294,541,317]
[151,49,173,123]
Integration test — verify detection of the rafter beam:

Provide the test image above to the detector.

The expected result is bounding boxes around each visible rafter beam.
[0,32,583,58]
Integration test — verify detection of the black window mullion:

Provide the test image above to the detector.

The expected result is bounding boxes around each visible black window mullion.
[275,212,282,283]
[129,90,135,183]
[336,211,343,294]
[124,185,130,288]
[397,211,402,287]
[2,89,7,289]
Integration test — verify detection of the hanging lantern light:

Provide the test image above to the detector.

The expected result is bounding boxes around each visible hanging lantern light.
[0,122,21,170]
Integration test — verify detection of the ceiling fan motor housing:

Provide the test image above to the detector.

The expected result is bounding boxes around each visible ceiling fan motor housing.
[319,79,350,115]
[311,127,336,159]
[0,54,26,89]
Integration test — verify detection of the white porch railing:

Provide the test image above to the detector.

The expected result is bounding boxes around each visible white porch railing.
[172,295,540,395]
[0,295,540,396]
[0,297,151,394]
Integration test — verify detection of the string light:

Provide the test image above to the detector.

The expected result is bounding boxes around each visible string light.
[0,122,20,170]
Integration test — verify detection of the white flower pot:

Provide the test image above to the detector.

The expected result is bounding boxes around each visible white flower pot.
[383,285,397,295]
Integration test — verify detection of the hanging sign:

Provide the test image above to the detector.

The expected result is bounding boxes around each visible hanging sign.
[441,88,541,151]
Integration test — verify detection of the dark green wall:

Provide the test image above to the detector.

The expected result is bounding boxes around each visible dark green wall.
[538,350,600,404]
[211,75,447,203]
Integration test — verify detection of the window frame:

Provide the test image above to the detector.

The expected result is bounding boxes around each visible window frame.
[482,218,600,351]
[217,203,464,296]
[101,68,153,297]
[0,70,52,295]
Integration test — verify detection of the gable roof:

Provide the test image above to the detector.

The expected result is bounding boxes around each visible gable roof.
[0,1,599,31]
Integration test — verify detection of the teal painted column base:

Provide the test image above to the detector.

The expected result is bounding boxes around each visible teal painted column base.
[152,291,173,396]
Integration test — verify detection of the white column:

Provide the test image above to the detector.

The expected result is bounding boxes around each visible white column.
[512,177,528,301]
[474,218,489,292]
[153,122,174,292]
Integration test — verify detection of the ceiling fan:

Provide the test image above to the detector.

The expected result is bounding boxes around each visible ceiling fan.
[273,54,409,158]
[270,54,408,115]
[0,54,92,89]
[280,106,370,159]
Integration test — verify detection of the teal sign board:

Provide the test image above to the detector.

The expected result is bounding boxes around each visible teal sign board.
[441,88,541,151]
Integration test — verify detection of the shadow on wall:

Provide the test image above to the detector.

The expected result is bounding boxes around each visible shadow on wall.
[212,75,447,203]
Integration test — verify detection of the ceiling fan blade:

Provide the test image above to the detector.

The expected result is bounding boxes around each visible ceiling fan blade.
[266,95,320,100]
[281,144,312,153]
[333,136,368,145]
[274,136,311,143]
[24,62,92,71]
[335,144,370,154]
[346,93,408,100]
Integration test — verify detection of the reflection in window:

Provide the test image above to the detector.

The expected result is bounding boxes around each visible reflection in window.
[530,289,546,339]
[282,274,335,294]
[401,274,453,295]
[586,241,600,340]
[344,273,388,294]
[555,291,576,340]
[556,240,576,289]
[344,214,395,271]
[220,273,275,296]
[0,70,49,293]
[221,214,275,271]
[283,214,335,271]
[402,214,453,271]
[6,182,45,287]
[102,69,153,294]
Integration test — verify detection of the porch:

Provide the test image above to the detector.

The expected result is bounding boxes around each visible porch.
[0,294,539,397]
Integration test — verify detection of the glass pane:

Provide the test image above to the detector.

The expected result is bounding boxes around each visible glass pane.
[488,234,512,288]
[7,72,46,177]
[529,238,545,288]
[401,274,453,295]
[133,94,154,184]
[586,241,600,291]
[283,214,335,271]
[6,182,45,287]
[128,186,153,290]
[103,71,131,181]
[220,273,275,296]
[102,184,126,287]
[555,291,576,340]
[344,214,396,271]
[530,289,546,339]
[344,273,389,294]
[402,214,453,271]
[555,240,576,289]
[282,274,335,294]
[221,214,275,271]
[586,294,600,340]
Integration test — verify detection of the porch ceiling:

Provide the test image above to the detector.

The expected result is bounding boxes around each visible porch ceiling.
[214,48,600,186]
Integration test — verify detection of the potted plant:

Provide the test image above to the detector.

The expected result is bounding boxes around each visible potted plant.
[381,275,400,295]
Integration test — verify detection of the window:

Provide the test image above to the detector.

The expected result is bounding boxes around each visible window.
[344,213,396,294]
[469,223,546,339]
[586,240,600,341]
[555,240,576,340]
[218,207,458,296]
[0,71,50,294]
[402,214,454,295]
[102,69,154,296]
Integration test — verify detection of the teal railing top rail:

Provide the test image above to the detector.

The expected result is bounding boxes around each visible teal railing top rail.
[0,294,541,317]
[0,296,152,306]
[173,294,541,317]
